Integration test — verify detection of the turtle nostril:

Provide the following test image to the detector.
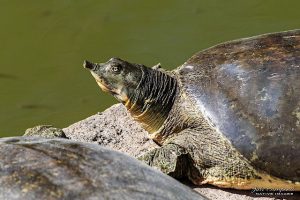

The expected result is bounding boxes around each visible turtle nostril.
[83,60,95,70]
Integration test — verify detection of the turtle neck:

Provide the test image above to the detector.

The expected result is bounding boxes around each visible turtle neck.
[125,66,177,136]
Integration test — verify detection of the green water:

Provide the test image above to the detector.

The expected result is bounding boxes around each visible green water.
[0,0,299,136]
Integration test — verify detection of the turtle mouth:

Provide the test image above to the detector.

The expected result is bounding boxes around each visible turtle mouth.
[89,71,111,92]
[91,72,126,100]
[96,80,111,93]
[95,79,124,100]
[97,81,128,103]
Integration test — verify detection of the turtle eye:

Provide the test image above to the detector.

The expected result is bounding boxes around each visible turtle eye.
[111,64,122,73]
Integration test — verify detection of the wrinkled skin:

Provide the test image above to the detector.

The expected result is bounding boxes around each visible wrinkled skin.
[0,136,206,200]
[85,30,300,190]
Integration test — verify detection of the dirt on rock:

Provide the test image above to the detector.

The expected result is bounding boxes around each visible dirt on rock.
[63,103,299,200]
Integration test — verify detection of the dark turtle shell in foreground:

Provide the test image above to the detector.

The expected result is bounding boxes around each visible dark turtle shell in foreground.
[0,136,206,200]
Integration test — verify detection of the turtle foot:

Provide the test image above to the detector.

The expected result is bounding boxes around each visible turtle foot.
[138,143,189,178]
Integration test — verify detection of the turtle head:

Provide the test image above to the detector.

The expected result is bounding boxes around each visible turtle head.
[84,57,177,140]
[83,58,143,103]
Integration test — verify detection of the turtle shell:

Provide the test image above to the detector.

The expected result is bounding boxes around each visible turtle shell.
[176,30,300,182]
[0,137,205,200]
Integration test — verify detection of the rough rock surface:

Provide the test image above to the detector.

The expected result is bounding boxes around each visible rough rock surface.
[63,104,158,158]
[62,104,299,200]
[25,125,67,139]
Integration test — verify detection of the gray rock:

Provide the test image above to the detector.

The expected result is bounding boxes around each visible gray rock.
[63,104,158,157]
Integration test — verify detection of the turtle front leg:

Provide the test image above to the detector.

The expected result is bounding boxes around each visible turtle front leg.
[138,143,189,178]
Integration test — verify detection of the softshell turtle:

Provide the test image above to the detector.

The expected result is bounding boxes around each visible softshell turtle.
[0,136,205,200]
[84,30,300,190]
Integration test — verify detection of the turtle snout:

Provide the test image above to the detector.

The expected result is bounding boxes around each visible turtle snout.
[83,60,96,70]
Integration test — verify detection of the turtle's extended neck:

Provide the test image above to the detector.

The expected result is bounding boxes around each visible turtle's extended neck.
[125,67,177,137]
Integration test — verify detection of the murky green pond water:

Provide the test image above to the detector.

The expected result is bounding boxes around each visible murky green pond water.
[0,0,299,136]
